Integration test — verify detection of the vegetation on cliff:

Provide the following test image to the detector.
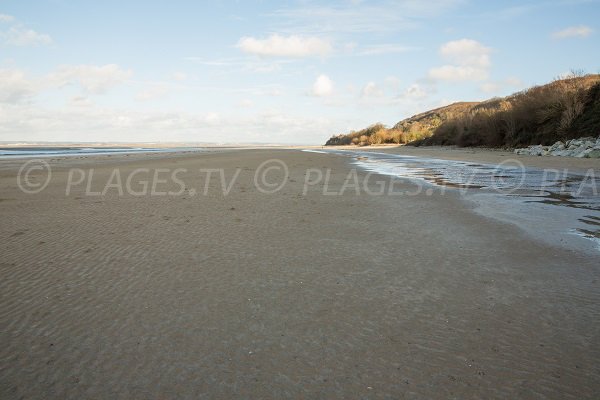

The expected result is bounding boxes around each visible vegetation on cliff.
[325,73,600,148]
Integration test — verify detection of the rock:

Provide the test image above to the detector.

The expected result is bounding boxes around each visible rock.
[550,141,565,151]
[551,149,573,157]
[574,149,589,158]
[529,145,544,156]
[585,149,600,158]
[514,138,600,157]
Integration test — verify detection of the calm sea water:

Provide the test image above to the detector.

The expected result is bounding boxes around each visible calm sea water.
[0,147,205,159]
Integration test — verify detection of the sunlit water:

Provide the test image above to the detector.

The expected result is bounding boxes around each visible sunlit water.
[306,149,600,254]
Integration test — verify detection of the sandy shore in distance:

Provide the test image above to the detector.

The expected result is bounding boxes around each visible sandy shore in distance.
[1,148,599,398]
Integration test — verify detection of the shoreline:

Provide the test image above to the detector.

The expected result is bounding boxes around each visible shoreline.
[318,147,600,256]
[3,142,599,167]
[324,144,600,173]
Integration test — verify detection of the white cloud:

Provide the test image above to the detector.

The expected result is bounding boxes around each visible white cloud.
[135,84,169,101]
[0,64,132,105]
[402,84,428,99]
[68,96,93,108]
[361,82,384,98]
[171,71,187,81]
[205,112,220,125]
[0,15,52,46]
[263,88,282,97]
[342,42,357,53]
[238,99,254,108]
[353,79,431,108]
[237,34,332,57]
[1,26,52,46]
[311,74,334,97]
[49,64,132,94]
[384,76,401,91]
[0,103,333,144]
[552,25,593,39]
[428,39,491,82]
[353,81,436,111]
[0,14,15,23]
[439,39,491,67]
[0,68,35,103]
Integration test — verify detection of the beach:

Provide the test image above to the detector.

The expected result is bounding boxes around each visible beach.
[1,147,599,399]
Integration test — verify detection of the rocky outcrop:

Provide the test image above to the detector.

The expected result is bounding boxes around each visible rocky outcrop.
[514,137,600,158]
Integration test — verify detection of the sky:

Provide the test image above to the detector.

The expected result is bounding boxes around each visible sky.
[0,0,599,144]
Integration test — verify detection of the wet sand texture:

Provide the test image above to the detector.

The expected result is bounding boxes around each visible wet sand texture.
[1,149,599,399]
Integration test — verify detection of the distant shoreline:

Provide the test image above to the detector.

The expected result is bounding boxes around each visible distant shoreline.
[0,142,309,149]
[0,146,206,160]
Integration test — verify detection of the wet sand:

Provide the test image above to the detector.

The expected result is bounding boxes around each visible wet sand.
[337,144,600,174]
[1,148,599,399]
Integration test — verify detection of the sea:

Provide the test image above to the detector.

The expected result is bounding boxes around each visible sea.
[0,146,205,159]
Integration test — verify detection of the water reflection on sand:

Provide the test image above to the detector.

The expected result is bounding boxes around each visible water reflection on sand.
[315,149,600,253]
